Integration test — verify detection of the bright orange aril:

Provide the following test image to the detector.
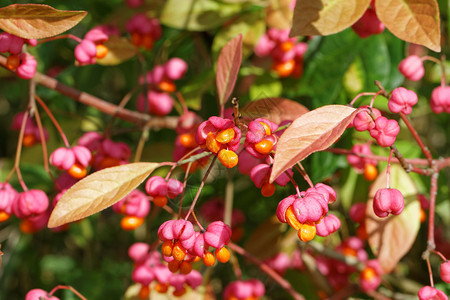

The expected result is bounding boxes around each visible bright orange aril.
[179,132,197,148]
[280,41,294,52]
[68,163,87,179]
[173,287,186,297]
[0,211,11,222]
[420,209,427,223]
[98,157,121,169]
[254,139,273,155]
[141,34,154,50]
[361,267,376,280]
[158,79,176,93]
[298,223,316,242]
[161,240,174,257]
[120,216,144,231]
[216,128,235,144]
[206,132,221,153]
[20,219,36,234]
[218,149,238,168]
[131,32,142,47]
[95,44,108,59]
[172,242,186,261]
[202,251,216,267]
[138,285,150,299]
[363,164,378,181]
[6,54,20,71]
[272,59,295,78]
[22,134,36,147]
[215,247,231,263]
[259,121,272,135]
[285,205,302,230]
[341,246,357,257]
[168,260,181,273]
[154,282,169,293]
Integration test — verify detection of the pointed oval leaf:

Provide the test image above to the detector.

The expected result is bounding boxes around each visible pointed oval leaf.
[241,97,309,125]
[270,105,357,182]
[217,34,243,106]
[48,162,159,228]
[375,0,441,52]
[366,164,420,274]
[290,0,371,37]
[0,4,87,39]
[96,36,138,66]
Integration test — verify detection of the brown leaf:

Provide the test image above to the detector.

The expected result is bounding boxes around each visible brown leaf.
[266,0,294,30]
[366,164,420,274]
[240,97,309,125]
[0,4,87,39]
[244,215,285,260]
[217,34,243,107]
[270,105,357,182]
[96,36,138,66]
[48,162,159,228]
[290,0,371,37]
[375,0,441,52]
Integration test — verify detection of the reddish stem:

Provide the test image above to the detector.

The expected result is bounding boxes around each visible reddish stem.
[425,256,435,287]
[184,156,217,220]
[295,163,314,188]
[430,249,447,261]
[369,90,383,108]
[349,92,377,106]
[386,149,393,188]
[228,242,305,300]
[399,112,433,166]
[427,170,438,250]
[49,285,87,300]
[35,95,70,148]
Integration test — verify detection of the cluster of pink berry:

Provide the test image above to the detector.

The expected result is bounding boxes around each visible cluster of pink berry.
[50,145,91,179]
[128,243,202,298]
[25,289,59,300]
[418,260,450,300]
[254,28,307,78]
[145,175,183,208]
[78,131,132,170]
[11,112,49,147]
[351,105,400,147]
[126,13,162,50]
[223,279,265,300]
[351,1,385,38]
[276,183,339,242]
[137,57,188,116]
[0,182,50,233]
[399,55,450,113]
[158,220,232,272]
[0,32,37,79]
[74,26,118,65]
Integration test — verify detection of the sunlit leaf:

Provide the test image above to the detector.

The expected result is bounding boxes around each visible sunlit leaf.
[48,163,159,228]
[0,4,87,39]
[270,105,357,182]
[96,36,138,66]
[290,0,371,37]
[266,0,294,30]
[366,164,420,274]
[241,97,308,125]
[375,0,441,52]
[160,0,244,31]
[216,34,243,107]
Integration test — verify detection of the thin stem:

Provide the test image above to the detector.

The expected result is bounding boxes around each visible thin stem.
[184,156,217,220]
[430,249,447,261]
[285,169,302,197]
[229,249,243,280]
[133,127,149,163]
[33,101,54,182]
[38,34,83,44]
[49,285,87,300]
[34,95,70,147]
[295,163,314,188]
[348,92,377,106]
[191,211,205,231]
[399,112,433,166]
[369,90,383,108]
[228,242,305,300]
[422,55,446,87]
[425,257,435,287]
[178,162,192,217]
[386,149,393,189]
[427,169,438,250]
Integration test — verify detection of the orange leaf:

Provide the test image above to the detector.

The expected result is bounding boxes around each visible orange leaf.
[48,163,159,228]
[241,97,309,125]
[374,0,441,52]
[217,34,243,106]
[270,105,357,182]
[0,4,87,40]
[366,164,420,274]
[290,0,371,37]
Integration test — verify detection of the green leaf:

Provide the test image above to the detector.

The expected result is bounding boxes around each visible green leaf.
[298,30,364,107]
[160,0,245,31]
[249,73,283,100]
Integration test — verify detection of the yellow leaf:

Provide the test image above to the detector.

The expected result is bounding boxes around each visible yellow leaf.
[374,0,441,52]
[290,0,371,37]
[48,163,159,228]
